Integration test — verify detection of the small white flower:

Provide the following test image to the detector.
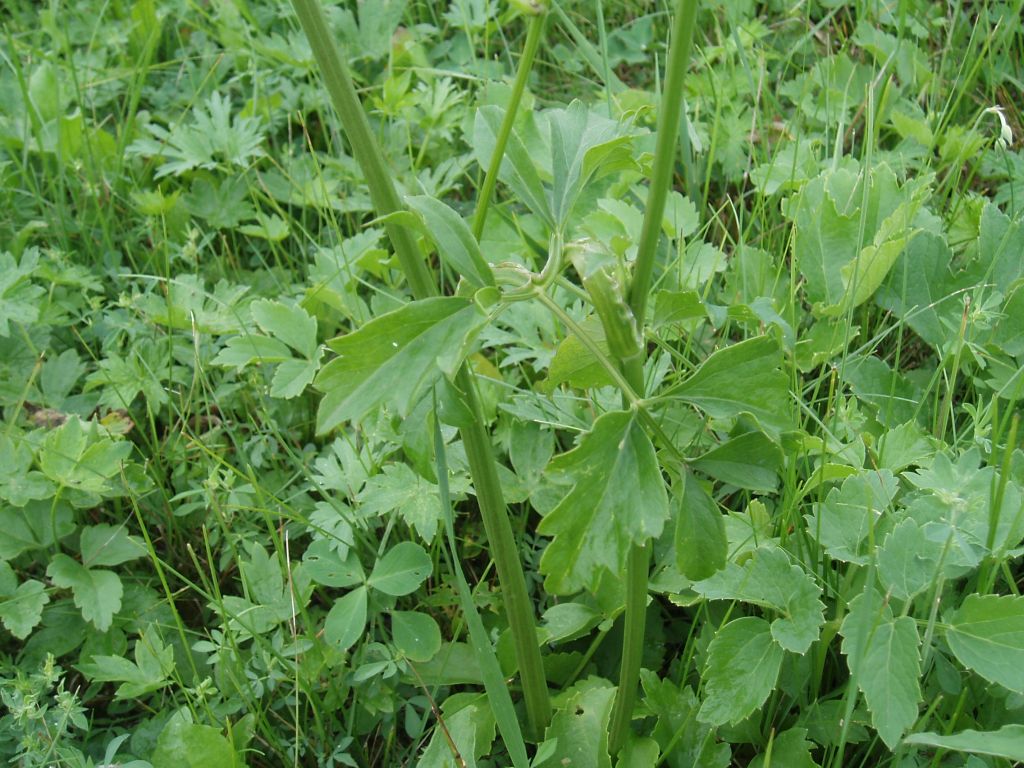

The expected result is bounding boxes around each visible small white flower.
[984,106,1014,150]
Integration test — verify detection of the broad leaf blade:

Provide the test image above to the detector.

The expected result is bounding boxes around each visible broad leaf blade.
[538,410,668,594]
[698,617,784,726]
[367,541,432,596]
[840,591,921,748]
[691,431,784,492]
[877,518,943,601]
[804,470,899,565]
[46,554,123,632]
[544,315,614,391]
[676,473,727,581]
[0,564,48,639]
[474,106,552,226]
[212,335,292,367]
[947,594,1024,693]
[80,524,146,568]
[547,101,634,226]
[665,336,792,435]
[390,610,441,662]
[693,546,824,653]
[324,586,367,651]
[539,682,615,766]
[251,299,318,359]
[315,296,487,432]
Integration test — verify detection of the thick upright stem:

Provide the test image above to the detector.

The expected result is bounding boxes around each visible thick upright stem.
[291,0,550,736]
[455,366,550,736]
[607,539,650,754]
[610,0,700,754]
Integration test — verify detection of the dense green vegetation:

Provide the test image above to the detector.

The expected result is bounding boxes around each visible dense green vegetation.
[1,0,1024,765]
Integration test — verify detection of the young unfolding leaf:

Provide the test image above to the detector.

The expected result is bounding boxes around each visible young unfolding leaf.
[693,546,824,653]
[698,616,784,726]
[315,296,489,432]
[840,591,921,748]
[946,594,1024,693]
[664,336,792,436]
[538,410,668,594]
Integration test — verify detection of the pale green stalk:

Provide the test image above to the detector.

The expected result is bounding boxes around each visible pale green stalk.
[609,0,700,754]
[628,0,700,324]
[434,411,529,767]
[980,414,1020,593]
[472,8,547,240]
[290,0,550,736]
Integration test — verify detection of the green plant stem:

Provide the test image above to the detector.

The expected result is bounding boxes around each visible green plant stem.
[980,413,1020,593]
[291,0,435,300]
[606,350,649,754]
[608,0,700,754]
[627,0,700,324]
[291,0,550,737]
[453,366,551,737]
[472,10,546,240]
[607,541,649,754]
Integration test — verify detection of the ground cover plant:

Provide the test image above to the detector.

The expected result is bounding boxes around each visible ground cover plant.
[1,0,1023,765]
